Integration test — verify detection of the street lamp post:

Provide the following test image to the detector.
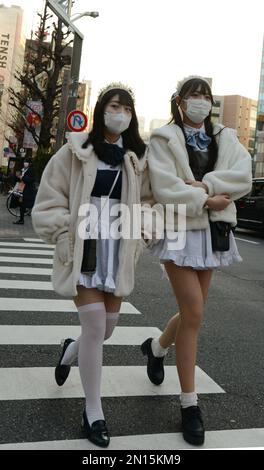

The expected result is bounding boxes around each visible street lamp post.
[46,1,98,147]
[65,12,99,136]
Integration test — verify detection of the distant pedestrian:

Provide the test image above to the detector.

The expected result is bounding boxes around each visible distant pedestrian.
[32,83,147,447]
[0,167,4,193]
[13,157,36,225]
[140,76,252,446]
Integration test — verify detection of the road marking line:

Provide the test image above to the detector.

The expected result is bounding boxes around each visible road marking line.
[0,257,53,265]
[0,365,224,400]
[23,238,46,243]
[0,249,54,256]
[0,266,52,275]
[0,280,53,290]
[235,237,259,245]
[0,325,160,345]
[0,242,54,249]
[0,298,140,314]
[1,428,263,450]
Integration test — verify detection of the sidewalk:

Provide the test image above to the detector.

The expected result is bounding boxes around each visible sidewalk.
[0,194,37,238]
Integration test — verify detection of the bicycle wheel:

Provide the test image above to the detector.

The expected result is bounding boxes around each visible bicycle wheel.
[6,193,21,217]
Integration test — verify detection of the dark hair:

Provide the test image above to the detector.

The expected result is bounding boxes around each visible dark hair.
[24,157,32,164]
[82,88,146,159]
[170,78,219,176]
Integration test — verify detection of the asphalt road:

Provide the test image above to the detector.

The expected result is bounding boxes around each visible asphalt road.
[0,227,263,450]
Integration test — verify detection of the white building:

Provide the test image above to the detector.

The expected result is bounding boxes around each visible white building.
[0,5,25,166]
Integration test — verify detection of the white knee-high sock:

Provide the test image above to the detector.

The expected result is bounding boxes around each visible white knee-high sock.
[78,302,106,426]
[61,336,80,365]
[104,312,120,340]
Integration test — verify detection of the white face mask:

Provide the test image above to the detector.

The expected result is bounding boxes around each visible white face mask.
[183,98,212,124]
[104,112,131,134]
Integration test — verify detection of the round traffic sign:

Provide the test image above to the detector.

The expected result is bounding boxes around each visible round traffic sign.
[67,110,88,132]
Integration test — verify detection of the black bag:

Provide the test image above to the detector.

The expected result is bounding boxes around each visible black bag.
[81,238,97,274]
[209,221,231,252]
[10,193,20,208]
[80,169,121,275]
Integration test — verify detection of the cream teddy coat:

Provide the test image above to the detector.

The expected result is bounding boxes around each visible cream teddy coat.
[147,123,252,230]
[32,133,147,298]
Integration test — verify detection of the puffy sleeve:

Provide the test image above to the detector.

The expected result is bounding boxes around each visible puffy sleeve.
[31,145,72,244]
[148,135,208,217]
[202,128,252,200]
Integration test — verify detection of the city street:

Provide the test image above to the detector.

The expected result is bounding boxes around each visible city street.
[0,194,264,449]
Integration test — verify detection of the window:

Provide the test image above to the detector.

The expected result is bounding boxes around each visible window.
[251,182,264,197]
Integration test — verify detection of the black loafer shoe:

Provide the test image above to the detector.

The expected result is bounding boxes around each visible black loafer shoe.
[181,406,205,446]
[141,337,165,385]
[55,338,74,386]
[82,410,110,448]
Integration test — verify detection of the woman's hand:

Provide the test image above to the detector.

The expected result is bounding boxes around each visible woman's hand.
[185,179,209,193]
[205,194,231,211]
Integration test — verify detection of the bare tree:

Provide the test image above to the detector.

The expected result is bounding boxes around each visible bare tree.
[7,1,72,154]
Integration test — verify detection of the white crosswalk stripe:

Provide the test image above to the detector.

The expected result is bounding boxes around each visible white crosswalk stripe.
[23,238,47,243]
[0,297,140,313]
[0,266,52,275]
[0,239,258,449]
[0,242,54,248]
[0,279,53,290]
[0,248,54,255]
[0,366,224,401]
[0,257,53,265]
[0,325,160,345]
[1,428,264,450]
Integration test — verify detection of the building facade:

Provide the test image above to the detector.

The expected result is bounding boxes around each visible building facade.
[255,36,264,177]
[0,5,25,166]
[222,95,257,157]
[76,79,92,129]
[211,95,224,125]
[212,94,257,157]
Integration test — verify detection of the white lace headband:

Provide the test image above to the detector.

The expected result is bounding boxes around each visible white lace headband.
[171,75,211,100]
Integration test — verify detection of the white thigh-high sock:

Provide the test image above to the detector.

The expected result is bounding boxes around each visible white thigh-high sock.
[104,312,120,340]
[61,336,80,365]
[180,392,198,408]
[60,310,119,364]
[78,302,106,426]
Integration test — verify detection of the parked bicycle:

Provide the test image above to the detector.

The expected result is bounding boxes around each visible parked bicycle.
[6,188,31,218]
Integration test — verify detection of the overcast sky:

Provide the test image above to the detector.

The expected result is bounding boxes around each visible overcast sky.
[3,0,264,125]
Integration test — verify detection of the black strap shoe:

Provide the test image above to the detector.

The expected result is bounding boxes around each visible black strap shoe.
[55,338,74,386]
[82,410,110,448]
[181,405,205,446]
[141,337,165,385]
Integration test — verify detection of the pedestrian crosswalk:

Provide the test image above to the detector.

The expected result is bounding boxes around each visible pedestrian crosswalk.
[0,238,262,450]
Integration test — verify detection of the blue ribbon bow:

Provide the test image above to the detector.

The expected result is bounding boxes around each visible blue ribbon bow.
[186,130,212,150]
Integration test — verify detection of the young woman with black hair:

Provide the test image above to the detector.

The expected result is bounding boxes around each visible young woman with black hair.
[140,76,252,446]
[32,83,146,447]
